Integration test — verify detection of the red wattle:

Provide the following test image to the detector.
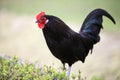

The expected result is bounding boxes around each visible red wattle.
[38,23,45,29]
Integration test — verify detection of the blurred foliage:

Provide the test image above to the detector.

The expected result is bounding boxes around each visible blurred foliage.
[0,55,106,80]
[91,75,105,80]
[0,56,68,80]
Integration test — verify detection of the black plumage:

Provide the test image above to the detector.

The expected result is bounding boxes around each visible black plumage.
[36,9,116,76]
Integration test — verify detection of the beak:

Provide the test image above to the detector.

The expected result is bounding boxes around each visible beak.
[35,20,39,23]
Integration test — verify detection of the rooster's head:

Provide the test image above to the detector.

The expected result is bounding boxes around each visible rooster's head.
[36,12,48,29]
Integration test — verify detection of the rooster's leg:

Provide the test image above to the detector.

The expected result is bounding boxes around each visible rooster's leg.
[63,63,66,70]
[66,66,71,77]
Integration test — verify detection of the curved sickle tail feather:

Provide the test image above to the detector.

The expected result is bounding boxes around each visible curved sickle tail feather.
[80,9,116,31]
[79,8,116,55]
[80,9,116,44]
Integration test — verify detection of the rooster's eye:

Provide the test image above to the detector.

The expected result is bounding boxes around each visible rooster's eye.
[41,17,46,20]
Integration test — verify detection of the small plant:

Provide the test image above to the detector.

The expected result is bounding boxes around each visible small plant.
[0,55,104,80]
[0,56,68,80]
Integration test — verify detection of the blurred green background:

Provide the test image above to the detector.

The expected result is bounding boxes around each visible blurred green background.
[0,0,120,80]
[0,0,119,31]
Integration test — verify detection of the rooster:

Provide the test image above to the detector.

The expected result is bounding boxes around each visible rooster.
[35,9,115,76]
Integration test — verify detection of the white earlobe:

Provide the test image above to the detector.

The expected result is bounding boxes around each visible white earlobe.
[45,19,49,24]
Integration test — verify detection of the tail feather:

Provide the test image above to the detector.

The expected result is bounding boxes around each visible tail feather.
[80,8,116,43]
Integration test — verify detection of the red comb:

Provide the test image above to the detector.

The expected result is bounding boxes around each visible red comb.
[36,12,45,20]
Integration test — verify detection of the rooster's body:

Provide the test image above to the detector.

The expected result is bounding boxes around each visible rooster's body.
[36,9,115,76]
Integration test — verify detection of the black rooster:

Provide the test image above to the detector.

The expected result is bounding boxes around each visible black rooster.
[36,9,115,76]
